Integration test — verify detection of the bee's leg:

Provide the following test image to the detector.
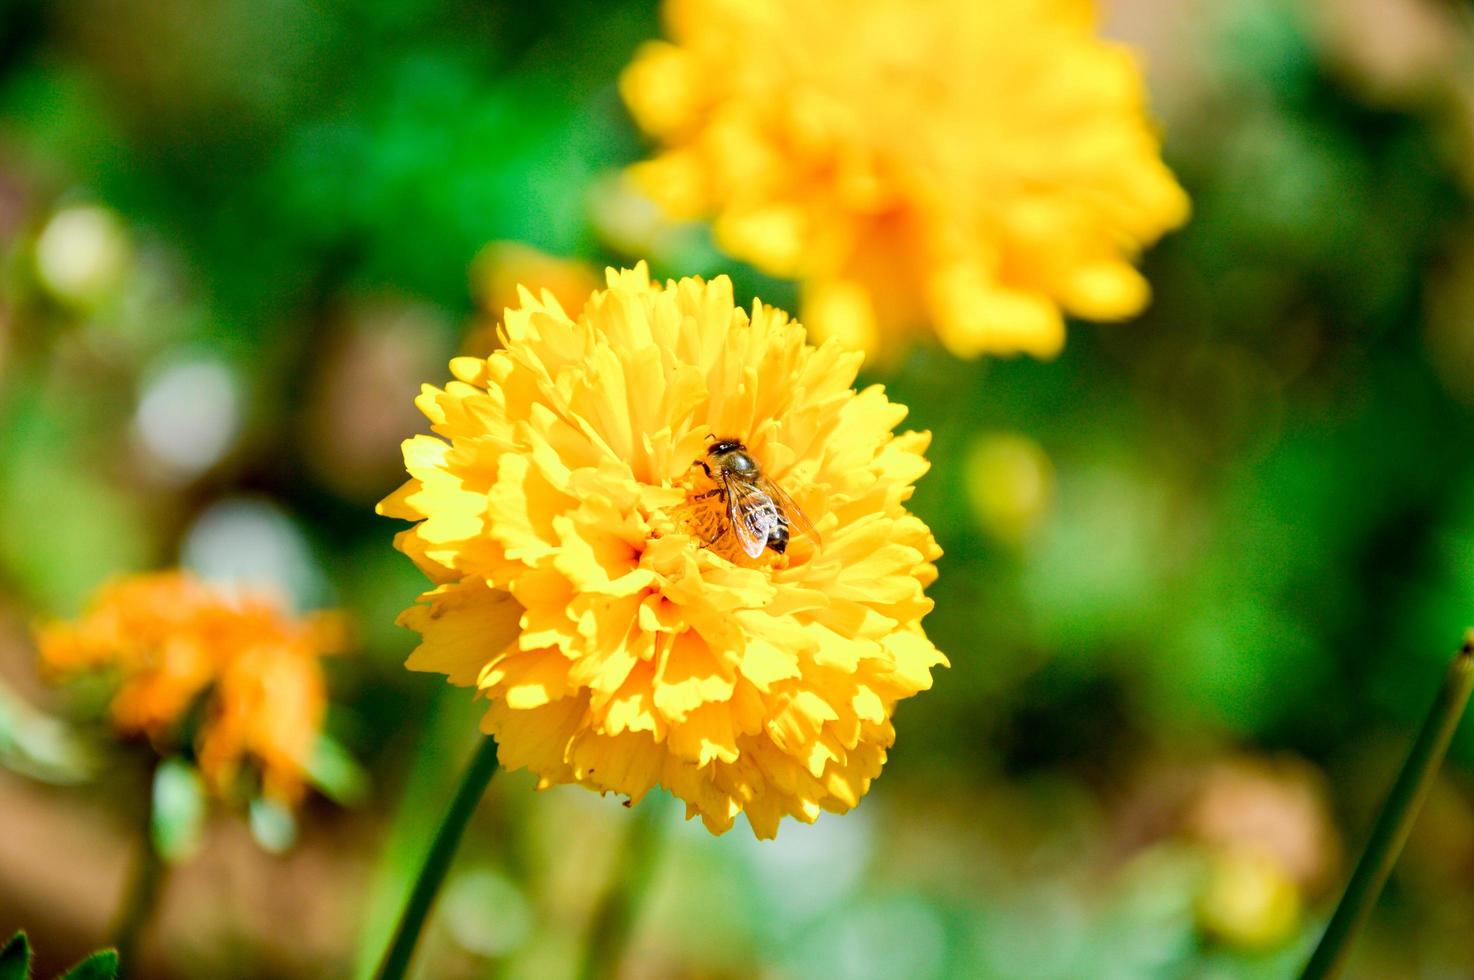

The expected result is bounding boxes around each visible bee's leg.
[707,523,730,546]
[691,460,725,501]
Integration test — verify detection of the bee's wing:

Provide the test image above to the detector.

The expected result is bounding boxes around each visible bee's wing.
[758,474,822,548]
[726,476,780,559]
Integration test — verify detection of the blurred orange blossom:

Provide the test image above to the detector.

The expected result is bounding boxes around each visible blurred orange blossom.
[35,571,345,806]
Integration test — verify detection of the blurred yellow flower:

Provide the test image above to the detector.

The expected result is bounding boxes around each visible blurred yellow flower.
[1182,755,1339,951]
[1186,756,1340,895]
[621,0,1189,359]
[380,264,945,838]
[963,432,1055,547]
[1196,846,1302,950]
[463,243,602,357]
[35,571,345,806]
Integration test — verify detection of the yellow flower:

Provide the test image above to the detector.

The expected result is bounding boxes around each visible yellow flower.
[1196,846,1302,950]
[35,571,345,805]
[380,264,945,838]
[621,0,1189,359]
[963,432,1055,547]
[463,243,602,358]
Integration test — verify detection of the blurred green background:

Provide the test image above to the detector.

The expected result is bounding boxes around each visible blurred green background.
[4,0,1474,976]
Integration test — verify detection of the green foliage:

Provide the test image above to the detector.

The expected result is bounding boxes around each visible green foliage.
[0,935,119,980]
[0,933,32,980]
[248,798,297,854]
[56,951,118,980]
[150,759,206,864]
[0,387,152,614]
[307,733,372,807]
[0,679,96,785]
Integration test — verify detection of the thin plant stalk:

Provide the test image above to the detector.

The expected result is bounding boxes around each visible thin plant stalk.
[111,804,166,980]
[375,734,500,980]
[577,798,667,980]
[1300,633,1474,980]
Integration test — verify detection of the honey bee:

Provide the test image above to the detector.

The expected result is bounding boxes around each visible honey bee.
[695,438,820,558]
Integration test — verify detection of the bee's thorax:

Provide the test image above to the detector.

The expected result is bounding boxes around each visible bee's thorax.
[708,438,760,475]
[724,451,757,474]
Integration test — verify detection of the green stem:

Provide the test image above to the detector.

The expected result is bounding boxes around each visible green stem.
[576,798,666,980]
[1300,633,1474,980]
[375,734,499,980]
[111,768,167,980]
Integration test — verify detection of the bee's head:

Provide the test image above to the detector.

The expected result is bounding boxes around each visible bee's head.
[707,438,744,457]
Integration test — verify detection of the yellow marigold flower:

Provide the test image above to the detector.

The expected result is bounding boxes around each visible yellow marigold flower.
[35,571,345,805]
[463,243,602,357]
[620,0,1190,359]
[380,264,945,838]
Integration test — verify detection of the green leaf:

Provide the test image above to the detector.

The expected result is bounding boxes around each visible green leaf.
[248,798,297,854]
[306,734,370,806]
[58,950,118,980]
[0,931,32,980]
[0,679,98,785]
[151,759,206,863]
